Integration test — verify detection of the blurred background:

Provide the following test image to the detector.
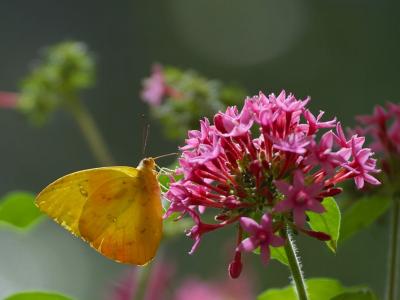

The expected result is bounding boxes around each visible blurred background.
[0,0,399,299]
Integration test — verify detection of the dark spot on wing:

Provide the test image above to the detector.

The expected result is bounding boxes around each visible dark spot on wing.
[107,214,117,223]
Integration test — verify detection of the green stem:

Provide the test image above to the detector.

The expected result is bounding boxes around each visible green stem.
[134,264,152,300]
[66,98,115,166]
[282,226,308,300]
[386,197,400,300]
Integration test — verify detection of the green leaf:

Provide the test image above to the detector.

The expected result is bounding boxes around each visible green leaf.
[331,289,378,300]
[5,291,73,300]
[340,195,391,242]
[0,191,43,229]
[270,246,289,266]
[257,278,377,300]
[257,283,296,300]
[257,278,345,300]
[305,279,345,299]
[307,197,341,252]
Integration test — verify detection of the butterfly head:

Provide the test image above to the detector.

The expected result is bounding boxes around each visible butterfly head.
[138,157,156,171]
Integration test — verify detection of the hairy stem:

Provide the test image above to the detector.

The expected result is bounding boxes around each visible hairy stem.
[386,197,400,300]
[282,226,308,300]
[66,98,115,166]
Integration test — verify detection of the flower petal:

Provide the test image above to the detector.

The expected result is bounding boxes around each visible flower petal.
[364,173,381,185]
[293,208,307,228]
[237,237,259,252]
[270,235,286,247]
[260,213,272,229]
[275,180,291,195]
[307,200,325,214]
[355,175,365,189]
[239,217,260,235]
[274,199,293,212]
[260,243,271,265]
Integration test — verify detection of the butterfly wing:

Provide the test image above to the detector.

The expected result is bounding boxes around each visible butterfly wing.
[36,166,162,265]
[78,170,162,265]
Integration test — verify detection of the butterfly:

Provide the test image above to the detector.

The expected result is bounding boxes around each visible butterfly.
[35,158,163,265]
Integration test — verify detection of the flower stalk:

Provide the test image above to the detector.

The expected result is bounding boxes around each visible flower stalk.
[282,226,308,300]
[386,196,400,300]
[66,98,115,166]
[134,264,152,300]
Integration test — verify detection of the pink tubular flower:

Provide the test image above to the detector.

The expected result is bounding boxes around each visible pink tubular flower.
[0,92,18,109]
[108,269,137,300]
[238,214,285,265]
[302,109,336,135]
[275,171,325,227]
[165,90,380,277]
[108,261,175,300]
[108,260,254,300]
[304,131,344,174]
[174,276,254,300]
[354,102,400,180]
[357,103,400,155]
[271,132,311,154]
[140,64,167,106]
[214,101,254,137]
[344,139,380,189]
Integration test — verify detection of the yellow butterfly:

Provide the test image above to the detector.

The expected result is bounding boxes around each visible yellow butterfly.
[35,158,162,265]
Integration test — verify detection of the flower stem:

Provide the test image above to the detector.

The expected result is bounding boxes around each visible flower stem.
[386,196,400,300]
[66,98,115,166]
[282,226,308,300]
[134,264,152,300]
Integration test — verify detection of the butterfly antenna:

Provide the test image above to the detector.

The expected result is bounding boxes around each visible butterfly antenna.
[142,121,150,157]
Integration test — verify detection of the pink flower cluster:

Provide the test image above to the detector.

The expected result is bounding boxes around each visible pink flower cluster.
[109,262,175,300]
[165,91,380,277]
[0,92,18,109]
[355,103,400,176]
[140,64,180,106]
[109,262,254,300]
[141,65,167,106]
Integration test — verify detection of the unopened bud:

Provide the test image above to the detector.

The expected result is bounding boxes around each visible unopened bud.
[228,251,243,279]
